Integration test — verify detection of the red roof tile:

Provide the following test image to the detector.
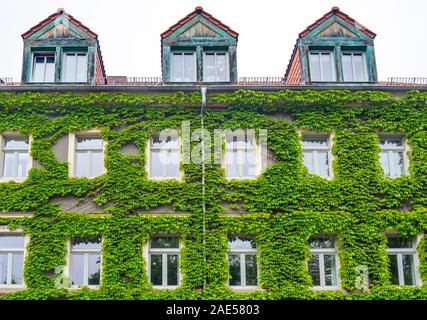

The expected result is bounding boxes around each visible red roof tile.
[161,6,238,39]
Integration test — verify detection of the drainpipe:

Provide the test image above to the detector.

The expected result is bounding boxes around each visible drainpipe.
[200,86,207,290]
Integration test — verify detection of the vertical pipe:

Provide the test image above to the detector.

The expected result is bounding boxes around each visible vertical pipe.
[200,86,207,290]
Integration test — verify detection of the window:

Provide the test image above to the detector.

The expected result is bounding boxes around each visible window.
[62,53,88,82]
[1,136,30,180]
[301,136,332,178]
[171,52,195,82]
[379,136,407,178]
[228,235,258,288]
[225,131,258,179]
[386,235,418,286]
[0,235,25,287]
[342,52,367,82]
[32,53,55,82]
[149,133,180,179]
[203,52,229,82]
[70,236,102,287]
[148,236,180,287]
[309,52,336,82]
[74,136,104,178]
[308,236,339,289]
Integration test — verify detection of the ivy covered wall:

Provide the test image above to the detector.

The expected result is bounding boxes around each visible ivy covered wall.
[0,89,426,300]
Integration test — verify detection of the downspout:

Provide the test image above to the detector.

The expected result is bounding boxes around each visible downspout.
[200,86,207,290]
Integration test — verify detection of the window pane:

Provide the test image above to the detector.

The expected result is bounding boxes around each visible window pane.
[320,53,333,81]
[71,253,84,285]
[392,151,404,177]
[45,57,55,82]
[225,150,238,178]
[167,254,178,286]
[216,53,227,81]
[33,56,46,82]
[309,53,321,82]
[226,135,253,148]
[388,254,399,285]
[0,253,8,284]
[183,53,194,82]
[150,236,179,249]
[228,254,241,286]
[72,236,102,249]
[379,152,390,177]
[11,253,24,285]
[152,134,179,148]
[317,151,329,178]
[150,254,162,285]
[64,54,77,82]
[88,253,101,285]
[3,152,15,178]
[324,254,337,286]
[380,138,403,147]
[150,149,163,177]
[0,235,25,249]
[245,254,257,286]
[228,235,256,250]
[4,138,29,149]
[172,54,183,82]
[90,151,104,177]
[308,254,320,286]
[77,138,103,149]
[342,53,353,81]
[76,54,88,82]
[166,150,180,177]
[402,254,415,285]
[303,152,315,173]
[17,152,28,177]
[387,236,413,249]
[353,54,365,81]
[309,237,335,249]
[204,53,215,82]
[301,138,328,148]
[75,151,89,177]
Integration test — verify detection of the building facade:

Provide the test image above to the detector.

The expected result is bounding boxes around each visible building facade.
[0,7,426,300]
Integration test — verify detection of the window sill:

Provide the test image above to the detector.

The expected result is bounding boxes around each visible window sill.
[229,286,261,291]
[226,176,258,181]
[0,285,26,292]
[310,286,341,291]
[152,285,180,290]
[69,285,100,290]
[0,177,27,183]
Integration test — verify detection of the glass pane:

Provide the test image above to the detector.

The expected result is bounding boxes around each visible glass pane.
[228,254,241,286]
[75,151,89,177]
[228,235,256,250]
[387,236,413,249]
[308,254,320,286]
[76,54,88,82]
[11,253,24,285]
[65,54,77,82]
[0,235,25,249]
[46,56,55,64]
[150,236,179,249]
[90,151,104,177]
[33,56,46,82]
[167,254,178,286]
[225,150,238,178]
[216,53,227,81]
[324,254,337,286]
[303,152,315,174]
[402,254,415,285]
[71,253,84,285]
[380,138,403,147]
[166,150,180,177]
[226,134,254,148]
[17,152,28,177]
[321,53,334,81]
[309,53,321,82]
[45,57,55,82]
[204,53,215,82]
[152,134,179,148]
[342,53,353,81]
[245,150,256,177]
[317,151,329,178]
[379,152,390,177]
[77,138,103,148]
[309,237,335,249]
[0,253,8,284]
[183,53,194,82]
[245,254,257,286]
[388,254,399,285]
[3,152,15,178]
[72,236,102,249]
[301,138,328,148]
[150,254,162,285]
[150,150,164,177]
[4,138,29,149]
[172,54,183,82]
[353,54,365,81]
[392,151,404,177]
[88,253,101,285]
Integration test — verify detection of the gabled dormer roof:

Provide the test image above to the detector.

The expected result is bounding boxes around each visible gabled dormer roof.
[161,6,239,39]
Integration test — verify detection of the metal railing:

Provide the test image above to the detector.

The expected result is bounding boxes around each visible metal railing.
[0,78,14,86]
[384,77,427,86]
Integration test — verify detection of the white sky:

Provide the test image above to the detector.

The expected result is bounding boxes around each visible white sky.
[1,0,426,81]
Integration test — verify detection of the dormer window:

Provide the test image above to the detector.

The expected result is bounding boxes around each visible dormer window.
[342,52,367,82]
[309,51,336,82]
[171,52,196,82]
[32,53,55,82]
[62,52,88,82]
[203,52,229,82]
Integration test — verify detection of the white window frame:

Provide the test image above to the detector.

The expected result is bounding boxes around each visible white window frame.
[228,237,259,290]
[65,236,103,289]
[308,236,340,290]
[146,133,182,180]
[68,130,106,178]
[223,130,262,180]
[203,51,230,82]
[31,52,56,83]
[146,235,181,289]
[386,234,421,286]
[341,51,368,82]
[61,52,88,83]
[301,133,334,179]
[378,134,409,178]
[0,226,29,290]
[170,51,197,82]
[0,133,33,183]
[308,51,336,82]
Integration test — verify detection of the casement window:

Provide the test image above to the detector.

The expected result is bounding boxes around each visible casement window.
[228,235,258,288]
[149,133,180,179]
[148,236,180,288]
[386,235,419,286]
[309,51,336,82]
[301,135,332,178]
[379,136,407,178]
[1,136,31,180]
[0,234,25,287]
[62,53,88,82]
[308,236,339,289]
[225,131,258,179]
[32,53,55,82]
[342,52,368,82]
[203,52,229,82]
[70,236,102,287]
[74,136,105,178]
[171,52,196,82]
